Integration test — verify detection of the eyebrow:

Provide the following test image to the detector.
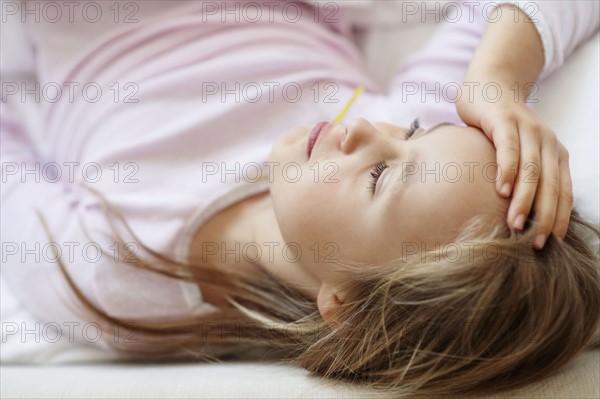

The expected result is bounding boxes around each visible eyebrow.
[424,122,453,135]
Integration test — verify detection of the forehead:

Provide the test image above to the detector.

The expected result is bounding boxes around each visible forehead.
[387,125,498,191]
[379,125,503,245]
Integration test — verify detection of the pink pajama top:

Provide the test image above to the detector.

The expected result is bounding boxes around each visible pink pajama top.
[1,1,598,344]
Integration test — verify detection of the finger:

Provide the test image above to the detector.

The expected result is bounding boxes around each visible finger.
[490,119,520,198]
[530,134,560,250]
[551,146,573,240]
[507,130,541,232]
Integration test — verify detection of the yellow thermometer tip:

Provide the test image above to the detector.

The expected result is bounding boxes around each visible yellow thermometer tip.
[334,85,363,123]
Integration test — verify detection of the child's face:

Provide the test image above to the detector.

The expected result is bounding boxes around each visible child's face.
[269,118,509,284]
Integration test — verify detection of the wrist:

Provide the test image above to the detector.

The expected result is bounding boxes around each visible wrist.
[457,79,532,128]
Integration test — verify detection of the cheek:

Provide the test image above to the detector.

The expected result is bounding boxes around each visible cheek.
[269,126,309,165]
[270,171,328,245]
[269,157,365,252]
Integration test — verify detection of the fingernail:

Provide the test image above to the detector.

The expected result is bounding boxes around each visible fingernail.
[513,214,526,231]
[500,183,511,197]
[534,234,546,250]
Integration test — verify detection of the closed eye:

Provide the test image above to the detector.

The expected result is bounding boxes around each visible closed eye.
[368,120,453,197]
[368,161,388,195]
[405,118,420,139]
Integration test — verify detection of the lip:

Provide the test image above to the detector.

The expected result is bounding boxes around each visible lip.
[307,121,331,158]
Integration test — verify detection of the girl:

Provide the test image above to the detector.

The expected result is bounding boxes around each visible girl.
[1,1,599,397]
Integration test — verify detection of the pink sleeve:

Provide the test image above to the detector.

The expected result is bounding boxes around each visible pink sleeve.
[497,0,600,80]
[384,0,598,128]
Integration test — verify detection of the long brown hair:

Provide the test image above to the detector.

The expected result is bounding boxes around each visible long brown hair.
[39,186,600,398]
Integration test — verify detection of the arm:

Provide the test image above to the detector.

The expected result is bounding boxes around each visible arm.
[461,3,544,103]
[457,1,599,248]
[464,0,600,84]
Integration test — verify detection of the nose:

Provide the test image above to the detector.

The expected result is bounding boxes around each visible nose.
[341,118,378,154]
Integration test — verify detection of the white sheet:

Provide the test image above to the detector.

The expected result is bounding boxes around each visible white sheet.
[2,352,598,398]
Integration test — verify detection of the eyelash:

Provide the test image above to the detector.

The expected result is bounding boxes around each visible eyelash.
[368,161,388,194]
[406,118,420,138]
[367,118,420,194]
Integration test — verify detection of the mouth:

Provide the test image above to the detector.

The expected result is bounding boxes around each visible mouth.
[307,121,331,158]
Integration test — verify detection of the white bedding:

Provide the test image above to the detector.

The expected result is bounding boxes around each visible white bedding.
[1,1,599,397]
